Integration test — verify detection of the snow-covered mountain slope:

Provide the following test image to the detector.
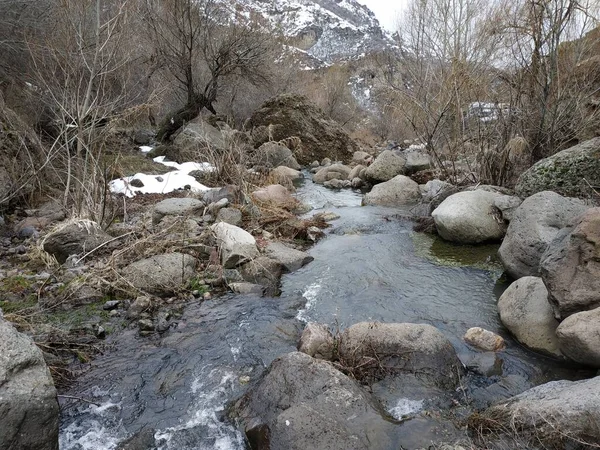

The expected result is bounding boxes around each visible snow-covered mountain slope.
[230,0,397,65]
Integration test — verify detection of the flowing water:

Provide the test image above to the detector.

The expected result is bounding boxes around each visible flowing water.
[59,177,591,450]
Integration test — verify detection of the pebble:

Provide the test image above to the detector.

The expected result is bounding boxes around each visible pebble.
[138,319,154,332]
[103,300,120,311]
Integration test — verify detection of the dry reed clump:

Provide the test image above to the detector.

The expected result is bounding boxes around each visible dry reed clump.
[468,409,600,450]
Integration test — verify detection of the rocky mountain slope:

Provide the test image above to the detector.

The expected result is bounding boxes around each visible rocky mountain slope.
[229,0,396,67]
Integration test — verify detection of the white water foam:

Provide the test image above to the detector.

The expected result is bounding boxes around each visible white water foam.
[296,282,322,322]
[388,398,424,420]
[59,401,124,450]
[155,367,244,450]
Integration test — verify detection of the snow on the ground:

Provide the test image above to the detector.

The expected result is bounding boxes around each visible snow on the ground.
[139,146,153,153]
[109,154,214,198]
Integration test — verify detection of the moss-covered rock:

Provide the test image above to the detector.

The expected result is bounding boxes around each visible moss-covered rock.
[515,137,600,198]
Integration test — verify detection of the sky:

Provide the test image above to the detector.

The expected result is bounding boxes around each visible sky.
[356,0,408,32]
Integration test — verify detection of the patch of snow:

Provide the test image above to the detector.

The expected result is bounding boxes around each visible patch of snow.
[139,146,153,153]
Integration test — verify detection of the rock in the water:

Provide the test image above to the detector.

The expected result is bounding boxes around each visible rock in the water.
[210,222,259,269]
[541,207,600,319]
[264,242,314,272]
[251,184,296,207]
[254,142,301,169]
[431,190,507,244]
[313,164,352,184]
[216,207,243,227]
[516,137,600,198]
[248,94,359,165]
[231,352,399,450]
[152,197,204,225]
[239,256,283,296]
[42,219,111,264]
[498,191,587,279]
[497,277,561,357]
[338,322,463,389]
[298,323,334,360]
[0,319,59,450]
[229,282,265,295]
[475,376,600,448]
[173,120,225,152]
[271,166,303,183]
[364,150,406,183]
[323,179,351,189]
[556,308,600,368]
[122,253,197,296]
[362,175,421,206]
[464,327,505,352]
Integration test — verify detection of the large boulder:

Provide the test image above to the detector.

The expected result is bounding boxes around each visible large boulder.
[338,322,463,389]
[431,190,507,244]
[254,142,301,170]
[122,253,197,296]
[230,352,399,450]
[210,222,259,269]
[248,94,359,165]
[264,242,314,272]
[516,137,600,198]
[42,220,112,264]
[173,120,225,153]
[152,197,204,225]
[540,208,600,318]
[556,308,600,368]
[362,175,421,206]
[498,191,587,279]
[0,319,59,450]
[298,323,335,360]
[364,150,406,183]
[475,376,600,448]
[404,151,431,174]
[313,164,352,184]
[420,179,452,203]
[497,277,562,357]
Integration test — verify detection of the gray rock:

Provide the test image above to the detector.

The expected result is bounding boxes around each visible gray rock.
[351,177,364,188]
[216,207,242,227]
[103,300,120,311]
[352,151,373,165]
[298,323,334,360]
[229,282,265,295]
[362,175,421,206]
[541,207,600,318]
[321,157,332,166]
[251,184,295,206]
[138,318,154,332]
[207,197,229,217]
[152,197,204,225]
[133,129,154,145]
[231,352,399,450]
[476,376,600,447]
[310,160,320,168]
[0,319,59,450]
[129,178,144,188]
[202,185,239,204]
[122,253,197,296]
[364,150,406,183]
[556,308,600,367]
[264,242,314,272]
[464,352,503,377]
[323,179,351,189]
[497,277,562,357]
[338,322,463,389]
[470,374,533,410]
[516,137,600,198]
[498,191,587,279]
[404,151,431,173]
[313,164,352,184]
[239,256,282,296]
[128,296,152,320]
[493,195,522,222]
[210,222,259,268]
[432,190,506,244]
[255,142,301,169]
[420,179,452,203]
[42,220,111,264]
[173,120,225,152]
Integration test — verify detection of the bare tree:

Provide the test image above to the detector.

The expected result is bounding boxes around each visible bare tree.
[142,0,272,142]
